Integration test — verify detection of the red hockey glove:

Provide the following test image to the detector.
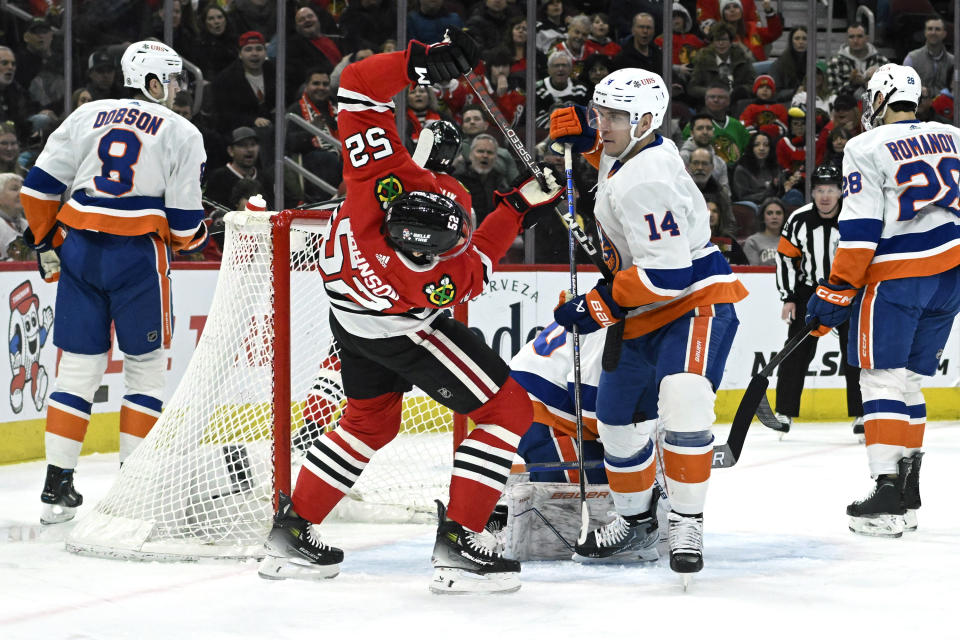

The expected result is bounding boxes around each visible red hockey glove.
[494,164,563,229]
[23,223,66,283]
[406,29,481,85]
[805,279,858,337]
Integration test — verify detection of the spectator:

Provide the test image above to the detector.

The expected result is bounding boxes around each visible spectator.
[791,62,835,121]
[917,84,952,124]
[408,0,464,44]
[285,7,341,102]
[742,197,785,266]
[704,191,748,265]
[484,48,526,125]
[0,48,33,135]
[71,87,93,111]
[404,85,444,151]
[149,0,198,56]
[85,48,120,101]
[680,112,732,197]
[822,126,849,171]
[654,3,705,68]
[826,23,888,95]
[172,91,227,171]
[341,0,396,55]
[732,131,781,204]
[586,12,621,58]
[550,14,592,77]
[191,4,238,80]
[454,104,519,183]
[776,106,806,173]
[686,146,728,204]
[211,31,275,135]
[903,16,954,97]
[536,0,567,53]
[453,133,509,223]
[609,0,662,40]
[534,51,588,128]
[931,90,954,123]
[612,13,663,74]
[695,0,758,34]
[693,82,751,163]
[688,22,755,103]
[771,26,808,102]
[738,74,787,139]
[718,0,781,62]
[16,18,62,113]
[229,0,278,40]
[286,68,341,200]
[0,123,20,174]
[465,0,512,52]
[203,126,264,210]
[330,41,376,93]
[814,90,860,163]
[0,172,27,260]
[581,53,613,93]
[505,16,539,78]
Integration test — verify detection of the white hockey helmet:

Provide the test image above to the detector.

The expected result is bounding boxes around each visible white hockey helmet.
[121,40,183,104]
[590,67,669,159]
[861,63,921,130]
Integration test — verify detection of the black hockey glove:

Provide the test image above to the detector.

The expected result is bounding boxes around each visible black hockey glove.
[23,223,66,283]
[178,221,210,255]
[494,164,564,229]
[406,28,481,86]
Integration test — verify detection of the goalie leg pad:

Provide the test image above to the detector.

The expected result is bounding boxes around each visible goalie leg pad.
[860,368,909,476]
[44,351,108,470]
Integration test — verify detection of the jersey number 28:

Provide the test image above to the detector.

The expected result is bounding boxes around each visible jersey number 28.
[94,129,142,196]
[894,158,960,219]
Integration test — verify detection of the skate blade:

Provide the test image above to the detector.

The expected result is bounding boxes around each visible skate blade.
[848,514,904,538]
[904,510,918,532]
[429,567,520,595]
[682,574,692,592]
[258,555,340,581]
[40,503,77,525]
[571,548,659,564]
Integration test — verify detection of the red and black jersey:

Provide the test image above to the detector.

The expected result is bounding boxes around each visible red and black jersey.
[319,51,520,339]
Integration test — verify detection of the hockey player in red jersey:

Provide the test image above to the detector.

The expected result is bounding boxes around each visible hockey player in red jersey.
[258,30,564,594]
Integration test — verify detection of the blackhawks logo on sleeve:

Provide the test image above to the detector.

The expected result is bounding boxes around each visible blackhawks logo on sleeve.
[423,274,456,307]
[375,174,404,209]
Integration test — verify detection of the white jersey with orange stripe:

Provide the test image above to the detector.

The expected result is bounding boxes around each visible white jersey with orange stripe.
[509,322,605,440]
[20,98,206,251]
[831,119,960,288]
[594,135,747,338]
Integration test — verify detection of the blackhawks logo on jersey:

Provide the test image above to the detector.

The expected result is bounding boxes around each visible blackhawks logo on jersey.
[423,274,456,307]
[375,174,404,209]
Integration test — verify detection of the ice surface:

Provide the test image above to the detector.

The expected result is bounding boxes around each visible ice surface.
[1,422,957,639]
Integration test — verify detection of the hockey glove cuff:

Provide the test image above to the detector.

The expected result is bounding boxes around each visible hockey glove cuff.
[549,105,599,154]
[805,279,859,337]
[553,280,624,334]
[494,164,563,229]
[178,222,210,254]
[405,29,481,85]
[23,223,66,283]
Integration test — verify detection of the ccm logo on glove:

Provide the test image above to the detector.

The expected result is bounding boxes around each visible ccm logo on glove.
[815,287,856,305]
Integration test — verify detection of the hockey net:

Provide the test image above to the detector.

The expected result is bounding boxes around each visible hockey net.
[67,209,466,560]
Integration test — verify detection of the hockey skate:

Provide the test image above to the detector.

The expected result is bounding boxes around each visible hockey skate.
[900,453,923,532]
[258,492,343,581]
[773,413,791,435]
[572,506,659,564]
[668,511,703,590]
[846,475,907,538]
[430,500,520,595]
[40,464,83,525]
[852,416,865,440]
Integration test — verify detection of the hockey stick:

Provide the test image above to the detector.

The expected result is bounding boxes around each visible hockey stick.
[715,318,821,467]
[564,144,590,545]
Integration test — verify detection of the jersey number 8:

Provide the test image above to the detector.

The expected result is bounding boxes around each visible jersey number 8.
[94,129,142,196]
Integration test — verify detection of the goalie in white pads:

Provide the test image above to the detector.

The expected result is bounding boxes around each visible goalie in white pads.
[806,64,960,538]
[550,68,747,577]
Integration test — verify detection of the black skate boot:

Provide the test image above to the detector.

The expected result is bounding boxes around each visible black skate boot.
[846,474,907,538]
[900,452,923,532]
[668,511,704,576]
[430,500,520,594]
[40,464,83,525]
[852,416,865,438]
[573,496,659,564]
[258,492,343,580]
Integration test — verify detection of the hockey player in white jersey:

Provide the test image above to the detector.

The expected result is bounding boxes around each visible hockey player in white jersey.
[19,41,208,524]
[550,69,747,577]
[806,63,960,537]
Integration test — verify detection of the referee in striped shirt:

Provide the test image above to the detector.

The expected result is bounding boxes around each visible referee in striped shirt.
[774,164,863,434]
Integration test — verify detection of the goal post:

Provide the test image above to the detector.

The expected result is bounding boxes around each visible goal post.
[66,208,468,561]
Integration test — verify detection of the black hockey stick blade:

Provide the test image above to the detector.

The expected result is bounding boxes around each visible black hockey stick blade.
[756,393,789,432]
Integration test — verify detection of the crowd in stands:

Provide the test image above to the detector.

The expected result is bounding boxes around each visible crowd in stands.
[0,0,955,265]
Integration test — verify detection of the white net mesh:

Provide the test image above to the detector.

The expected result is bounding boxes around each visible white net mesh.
[66,210,457,560]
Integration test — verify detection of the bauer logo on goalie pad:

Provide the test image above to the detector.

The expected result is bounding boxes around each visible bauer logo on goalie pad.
[423,274,456,307]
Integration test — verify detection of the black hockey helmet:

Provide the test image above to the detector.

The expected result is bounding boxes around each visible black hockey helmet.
[412,120,462,173]
[384,191,472,261]
[811,163,842,188]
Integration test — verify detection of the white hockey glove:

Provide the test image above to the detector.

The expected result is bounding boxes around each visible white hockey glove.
[23,223,66,283]
[494,165,564,229]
